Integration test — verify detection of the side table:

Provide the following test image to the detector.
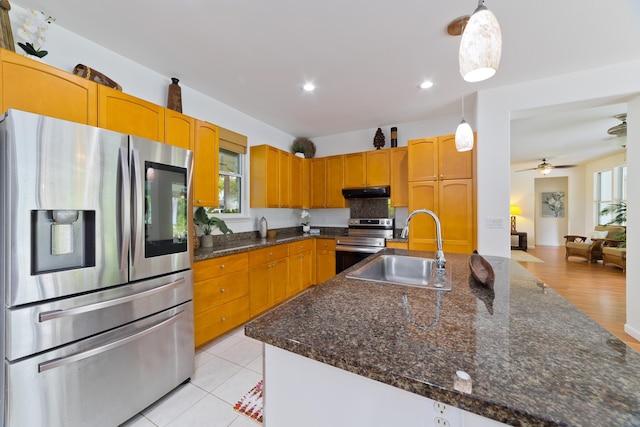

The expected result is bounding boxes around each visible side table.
[511,232,528,251]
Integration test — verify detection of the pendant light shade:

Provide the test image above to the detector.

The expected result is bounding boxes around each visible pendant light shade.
[455,96,474,152]
[459,1,502,83]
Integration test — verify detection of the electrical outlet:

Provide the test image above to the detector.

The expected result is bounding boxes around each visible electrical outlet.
[435,417,450,427]
[434,401,447,415]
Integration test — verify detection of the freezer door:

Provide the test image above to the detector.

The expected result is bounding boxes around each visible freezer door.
[129,136,193,282]
[0,110,129,306]
[4,302,194,427]
[5,270,193,361]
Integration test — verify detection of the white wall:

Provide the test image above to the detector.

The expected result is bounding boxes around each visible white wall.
[534,177,569,246]
[477,62,640,340]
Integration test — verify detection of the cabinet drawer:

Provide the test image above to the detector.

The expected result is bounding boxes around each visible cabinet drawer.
[315,238,336,251]
[195,296,250,347]
[249,244,289,266]
[194,270,249,314]
[288,239,313,255]
[194,253,249,281]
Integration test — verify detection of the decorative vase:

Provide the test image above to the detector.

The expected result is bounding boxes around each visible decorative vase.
[259,216,268,238]
[390,127,398,147]
[303,225,311,233]
[200,234,214,248]
[167,77,182,113]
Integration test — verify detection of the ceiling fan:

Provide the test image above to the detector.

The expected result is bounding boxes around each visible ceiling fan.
[516,158,577,175]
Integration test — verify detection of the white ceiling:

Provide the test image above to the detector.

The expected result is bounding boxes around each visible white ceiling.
[11,0,640,168]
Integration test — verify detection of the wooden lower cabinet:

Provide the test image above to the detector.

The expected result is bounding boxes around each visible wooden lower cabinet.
[315,238,336,284]
[288,240,314,297]
[386,241,408,250]
[193,253,249,347]
[249,245,290,317]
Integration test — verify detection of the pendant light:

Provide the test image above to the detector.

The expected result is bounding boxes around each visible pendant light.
[455,96,474,152]
[459,0,502,83]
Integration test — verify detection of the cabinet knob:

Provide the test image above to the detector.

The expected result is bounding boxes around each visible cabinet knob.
[221,317,226,322]
[220,264,225,269]
[198,199,202,203]
[220,288,225,293]
[440,174,443,179]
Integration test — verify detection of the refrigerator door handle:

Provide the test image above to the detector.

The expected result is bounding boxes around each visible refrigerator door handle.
[38,277,186,322]
[118,146,131,271]
[37,309,186,373]
[131,147,144,267]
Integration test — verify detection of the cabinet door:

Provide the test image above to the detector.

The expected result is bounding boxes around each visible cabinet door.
[193,120,219,206]
[249,263,270,317]
[390,147,408,207]
[316,250,336,284]
[439,179,475,254]
[165,109,194,150]
[278,151,291,208]
[301,251,314,290]
[438,134,473,180]
[326,155,346,208]
[290,155,304,208]
[343,153,367,188]
[270,258,289,306]
[309,158,327,208]
[0,49,98,125]
[366,150,390,186]
[98,86,165,141]
[265,146,280,207]
[408,138,437,182]
[288,253,303,297]
[407,181,438,251]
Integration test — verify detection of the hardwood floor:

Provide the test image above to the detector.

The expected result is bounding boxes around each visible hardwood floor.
[517,246,640,353]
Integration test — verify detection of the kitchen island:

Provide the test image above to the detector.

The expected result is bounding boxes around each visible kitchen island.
[245,249,640,426]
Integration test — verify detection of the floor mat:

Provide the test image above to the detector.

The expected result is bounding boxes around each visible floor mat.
[511,250,544,263]
[234,380,263,423]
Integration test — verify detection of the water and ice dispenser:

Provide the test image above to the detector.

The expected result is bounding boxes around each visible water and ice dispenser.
[31,209,96,274]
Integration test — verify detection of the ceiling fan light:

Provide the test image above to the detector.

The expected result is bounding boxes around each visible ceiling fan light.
[539,166,552,175]
[455,119,474,152]
[459,3,502,83]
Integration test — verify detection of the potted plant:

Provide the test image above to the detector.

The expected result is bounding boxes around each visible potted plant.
[193,207,232,247]
[291,137,316,159]
[600,201,627,246]
[300,210,311,233]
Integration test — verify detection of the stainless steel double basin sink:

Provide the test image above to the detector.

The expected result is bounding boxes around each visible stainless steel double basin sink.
[346,254,453,291]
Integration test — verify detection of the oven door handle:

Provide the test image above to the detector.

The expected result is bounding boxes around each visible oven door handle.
[336,246,384,254]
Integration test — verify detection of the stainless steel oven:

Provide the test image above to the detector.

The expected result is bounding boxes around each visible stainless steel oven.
[335,218,394,273]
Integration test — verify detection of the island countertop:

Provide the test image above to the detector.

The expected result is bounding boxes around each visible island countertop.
[245,249,640,426]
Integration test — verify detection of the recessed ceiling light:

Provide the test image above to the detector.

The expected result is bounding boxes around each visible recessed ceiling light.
[302,83,316,92]
[419,80,434,89]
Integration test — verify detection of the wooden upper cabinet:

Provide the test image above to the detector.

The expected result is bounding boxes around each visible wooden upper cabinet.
[165,109,194,150]
[438,134,473,180]
[326,155,347,208]
[408,138,438,181]
[343,152,367,188]
[192,120,219,207]
[390,147,408,207]
[366,149,390,186]
[290,155,304,208]
[98,85,165,142]
[0,49,98,125]
[309,158,327,208]
[407,181,438,251]
[250,145,291,208]
[438,179,475,253]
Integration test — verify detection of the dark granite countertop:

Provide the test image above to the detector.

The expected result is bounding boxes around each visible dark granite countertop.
[245,249,640,426]
[194,228,344,262]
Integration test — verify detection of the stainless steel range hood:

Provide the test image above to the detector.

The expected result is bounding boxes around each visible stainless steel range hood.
[342,186,391,199]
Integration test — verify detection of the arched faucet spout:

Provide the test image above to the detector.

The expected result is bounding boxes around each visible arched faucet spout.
[401,209,446,275]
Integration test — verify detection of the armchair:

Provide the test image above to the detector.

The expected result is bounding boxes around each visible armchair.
[602,239,627,272]
[564,225,626,263]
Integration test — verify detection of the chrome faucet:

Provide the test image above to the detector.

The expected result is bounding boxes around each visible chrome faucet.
[401,209,446,275]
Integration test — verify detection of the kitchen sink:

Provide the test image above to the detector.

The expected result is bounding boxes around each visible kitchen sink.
[345,255,452,291]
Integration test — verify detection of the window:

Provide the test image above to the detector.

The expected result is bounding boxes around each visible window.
[212,127,248,216]
[217,148,243,214]
[595,165,627,224]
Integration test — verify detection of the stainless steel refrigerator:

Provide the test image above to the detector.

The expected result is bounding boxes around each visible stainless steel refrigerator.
[0,109,195,427]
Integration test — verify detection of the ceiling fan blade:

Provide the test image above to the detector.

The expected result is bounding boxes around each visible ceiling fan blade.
[515,167,537,172]
[554,165,577,169]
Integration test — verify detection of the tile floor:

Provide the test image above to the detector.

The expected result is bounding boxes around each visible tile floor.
[121,327,264,427]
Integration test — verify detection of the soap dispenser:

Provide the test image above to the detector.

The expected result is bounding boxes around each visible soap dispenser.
[259,216,268,238]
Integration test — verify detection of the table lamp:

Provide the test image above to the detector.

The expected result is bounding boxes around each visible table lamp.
[510,205,521,233]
